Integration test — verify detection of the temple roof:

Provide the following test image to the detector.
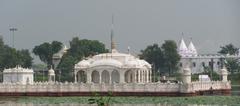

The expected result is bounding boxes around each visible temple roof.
[188,41,197,56]
[178,38,189,57]
[75,51,151,70]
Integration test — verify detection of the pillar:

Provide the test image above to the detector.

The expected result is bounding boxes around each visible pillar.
[134,70,137,83]
[99,70,102,84]
[149,70,152,82]
[109,70,112,84]
[120,71,125,83]
[138,70,140,83]
[182,67,191,84]
[220,67,228,82]
[146,70,149,83]
[87,71,91,83]
[74,71,77,83]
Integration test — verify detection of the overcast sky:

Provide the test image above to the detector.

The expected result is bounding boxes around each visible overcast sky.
[0,0,240,63]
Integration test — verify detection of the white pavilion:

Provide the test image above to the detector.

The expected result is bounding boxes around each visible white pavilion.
[74,35,152,84]
[3,66,34,84]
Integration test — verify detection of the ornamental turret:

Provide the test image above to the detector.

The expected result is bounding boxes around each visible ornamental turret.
[220,66,228,82]
[182,60,191,84]
[48,67,55,82]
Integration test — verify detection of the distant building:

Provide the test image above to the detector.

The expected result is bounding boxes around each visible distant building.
[3,66,34,84]
[52,45,68,69]
[178,38,240,74]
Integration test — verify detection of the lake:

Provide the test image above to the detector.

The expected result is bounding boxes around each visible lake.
[0,96,239,106]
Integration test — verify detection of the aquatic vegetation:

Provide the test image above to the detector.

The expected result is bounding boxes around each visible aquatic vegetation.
[17,96,240,105]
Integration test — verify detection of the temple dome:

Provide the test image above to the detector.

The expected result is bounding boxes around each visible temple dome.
[91,59,123,67]
[76,60,90,68]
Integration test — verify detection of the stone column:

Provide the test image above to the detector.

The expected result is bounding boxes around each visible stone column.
[149,70,152,82]
[87,71,91,83]
[182,67,191,84]
[99,70,102,84]
[146,70,149,83]
[74,71,77,83]
[120,70,125,83]
[134,70,137,83]
[138,70,140,83]
[109,70,112,84]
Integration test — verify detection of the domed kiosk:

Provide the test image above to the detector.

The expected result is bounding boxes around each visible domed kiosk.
[74,49,152,84]
[74,35,152,84]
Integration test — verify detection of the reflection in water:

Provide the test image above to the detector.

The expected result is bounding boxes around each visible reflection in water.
[0,104,226,106]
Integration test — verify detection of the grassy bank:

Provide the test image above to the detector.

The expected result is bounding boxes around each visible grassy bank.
[17,96,240,105]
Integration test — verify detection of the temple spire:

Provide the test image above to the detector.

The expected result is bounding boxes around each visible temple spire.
[178,35,189,57]
[111,14,117,53]
[188,38,198,56]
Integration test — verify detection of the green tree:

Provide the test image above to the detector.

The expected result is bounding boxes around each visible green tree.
[57,37,108,82]
[17,50,33,68]
[225,58,240,74]
[218,44,239,55]
[0,37,32,71]
[161,40,180,76]
[33,41,63,68]
[140,40,180,78]
[139,44,164,81]
[0,36,3,47]
[218,44,240,73]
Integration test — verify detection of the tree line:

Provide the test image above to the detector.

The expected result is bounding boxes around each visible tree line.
[0,37,32,71]
[0,35,239,82]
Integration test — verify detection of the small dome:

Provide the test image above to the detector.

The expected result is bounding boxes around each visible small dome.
[76,60,90,68]
[91,59,122,67]
[125,59,152,68]
[48,68,55,75]
[125,60,139,67]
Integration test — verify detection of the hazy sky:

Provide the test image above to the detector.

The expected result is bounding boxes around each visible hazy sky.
[0,0,240,63]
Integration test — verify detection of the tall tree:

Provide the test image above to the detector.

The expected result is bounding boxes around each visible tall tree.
[139,44,164,73]
[17,50,33,68]
[218,44,240,73]
[0,37,32,70]
[57,37,108,81]
[33,41,62,68]
[140,40,180,77]
[218,44,239,55]
[161,40,180,76]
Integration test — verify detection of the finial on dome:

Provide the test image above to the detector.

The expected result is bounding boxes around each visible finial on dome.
[110,14,117,53]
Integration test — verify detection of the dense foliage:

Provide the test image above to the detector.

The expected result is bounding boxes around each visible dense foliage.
[0,37,33,70]
[33,41,63,68]
[57,37,108,82]
[218,44,240,73]
[218,44,239,55]
[140,40,180,78]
